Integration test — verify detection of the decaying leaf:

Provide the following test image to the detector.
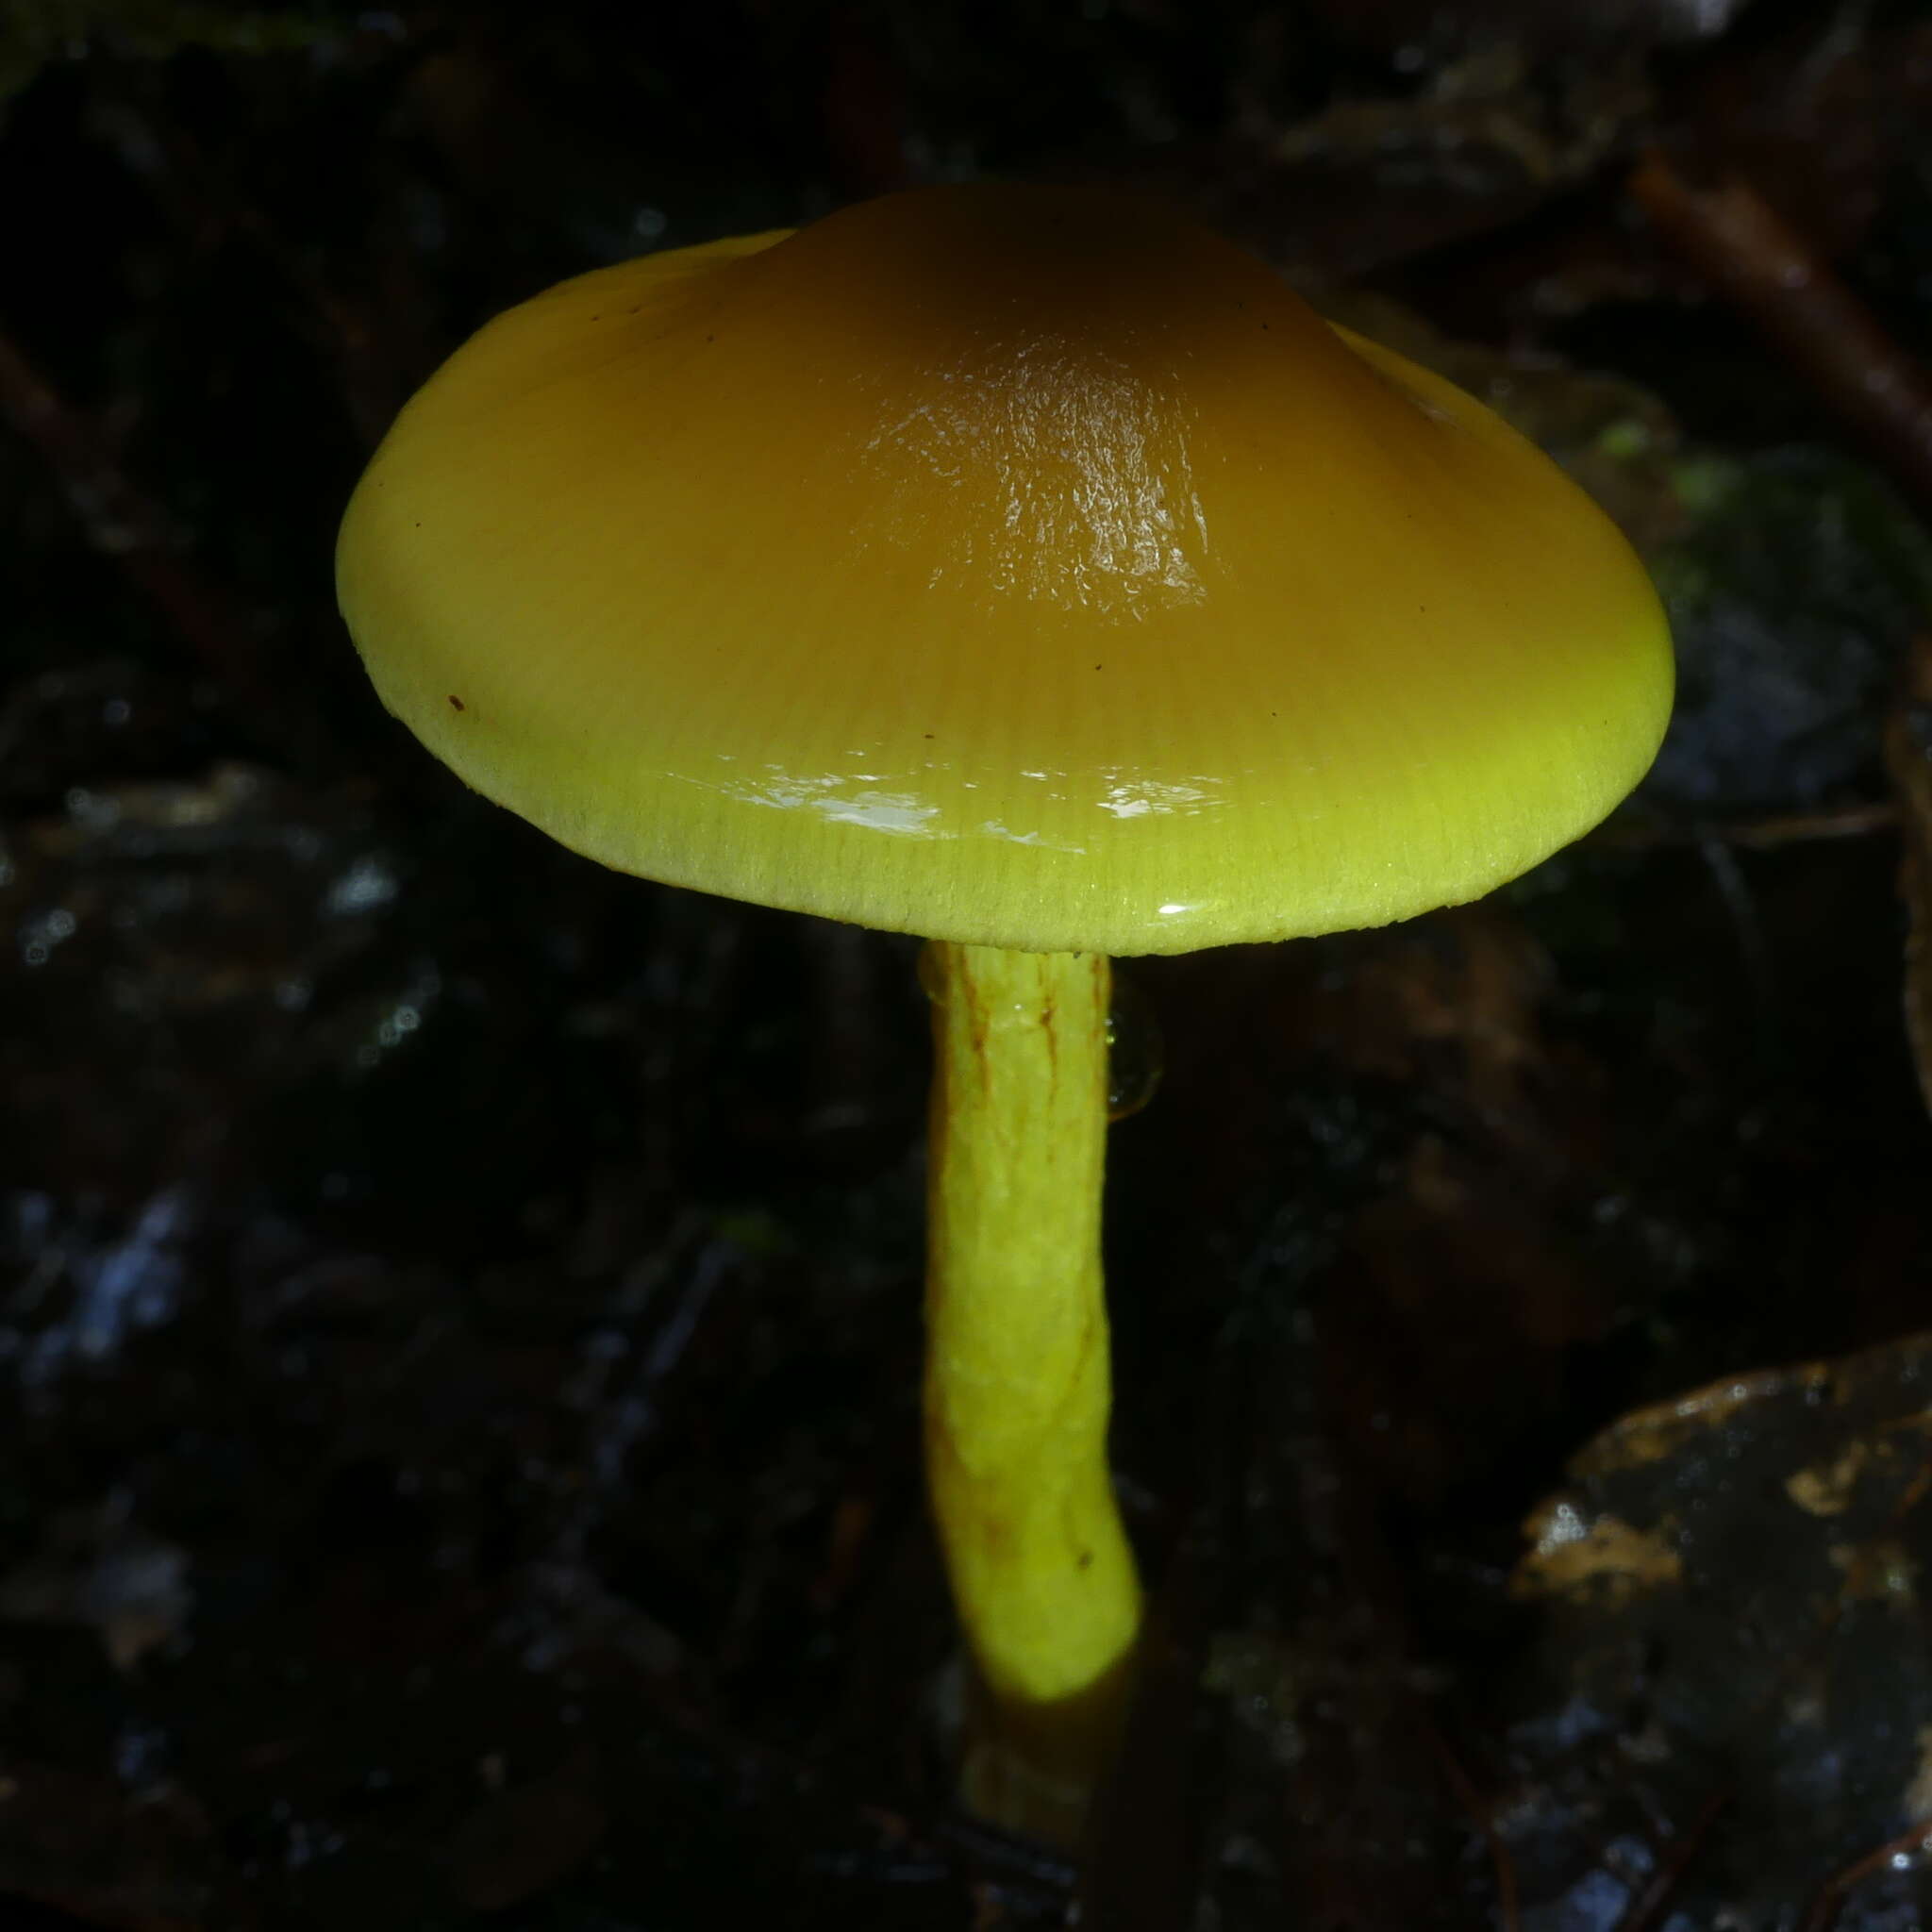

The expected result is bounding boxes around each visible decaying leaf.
[1501,1335,1932,1926]
[1514,1502,1683,1602]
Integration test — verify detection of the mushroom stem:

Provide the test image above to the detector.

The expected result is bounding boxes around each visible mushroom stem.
[922,940,1141,1840]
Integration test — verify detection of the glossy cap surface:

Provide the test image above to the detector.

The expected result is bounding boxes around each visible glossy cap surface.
[337,184,1672,955]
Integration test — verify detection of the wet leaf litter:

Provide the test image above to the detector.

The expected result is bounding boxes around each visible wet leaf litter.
[4,3,1932,1926]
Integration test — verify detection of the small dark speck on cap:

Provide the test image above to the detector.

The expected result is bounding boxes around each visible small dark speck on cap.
[924,732,935,739]
[705,333,715,343]
[448,695,465,711]
[1094,663,1104,671]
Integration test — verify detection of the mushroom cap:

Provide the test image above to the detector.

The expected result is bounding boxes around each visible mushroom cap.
[337,184,1672,956]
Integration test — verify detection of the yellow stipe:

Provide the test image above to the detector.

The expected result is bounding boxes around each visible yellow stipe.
[923,941,1141,1831]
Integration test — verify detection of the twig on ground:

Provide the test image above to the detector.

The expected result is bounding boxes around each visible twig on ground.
[93,100,407,445]
[1422,1717,1522,1932]
[0,322,266,701]
[1881,637,1932,1115]
[1801,1818,1932,1932]
[1629,149,1932,519]
[1591,803,1898,851]
[1612,1786,1733,1932]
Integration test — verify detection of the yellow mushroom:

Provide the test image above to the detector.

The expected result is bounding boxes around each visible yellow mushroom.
[337,182,1673,1841]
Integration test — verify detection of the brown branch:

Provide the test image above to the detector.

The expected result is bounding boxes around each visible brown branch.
[1421,1716,1522,1932]
[93,100,407,446]
[1591,802,1898,852]
[0,323,265,702]
[1629,149,1932,520]
[1801,1818,1932,1932]
[1882,636,1932,1117]
[1612,1786,1732,1932]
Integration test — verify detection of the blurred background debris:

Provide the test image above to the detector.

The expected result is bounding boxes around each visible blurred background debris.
[3,1,1932,1926]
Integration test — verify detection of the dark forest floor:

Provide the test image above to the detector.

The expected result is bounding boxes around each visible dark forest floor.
[6,3,1932,1926]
